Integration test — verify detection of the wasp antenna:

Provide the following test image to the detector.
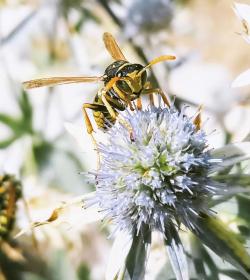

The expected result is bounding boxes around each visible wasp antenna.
[138,55,176,75]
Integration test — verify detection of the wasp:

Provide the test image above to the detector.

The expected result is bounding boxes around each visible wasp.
[23,33,175,164]
[0,174,22,243]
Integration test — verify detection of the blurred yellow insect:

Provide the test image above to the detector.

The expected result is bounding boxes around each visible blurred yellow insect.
[23,33,175,163]
[0,174,22,243]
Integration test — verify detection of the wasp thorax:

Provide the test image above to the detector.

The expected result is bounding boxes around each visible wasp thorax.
[103,60,128,84]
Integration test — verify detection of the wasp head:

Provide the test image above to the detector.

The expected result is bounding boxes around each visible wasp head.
[115,63,147,100]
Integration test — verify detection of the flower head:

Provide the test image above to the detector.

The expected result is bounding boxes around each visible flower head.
[83,104,250,279]
[82,104,250,280]
[89,105,222,235]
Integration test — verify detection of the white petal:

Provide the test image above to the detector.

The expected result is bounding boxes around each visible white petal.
[105,231,133,280]
[232,69,250,87]
[234,3,250,23]
[165,225,189,280]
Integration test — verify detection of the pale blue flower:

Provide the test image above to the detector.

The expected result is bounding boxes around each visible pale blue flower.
[89,106,223,234]
[85,104,250,280]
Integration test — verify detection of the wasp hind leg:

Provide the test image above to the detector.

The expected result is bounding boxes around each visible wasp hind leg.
[82,103,103,169]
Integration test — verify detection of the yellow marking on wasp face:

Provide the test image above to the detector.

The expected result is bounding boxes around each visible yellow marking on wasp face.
[127,71,143,93]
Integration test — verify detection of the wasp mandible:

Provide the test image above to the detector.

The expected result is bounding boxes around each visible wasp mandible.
[23,33,175,163]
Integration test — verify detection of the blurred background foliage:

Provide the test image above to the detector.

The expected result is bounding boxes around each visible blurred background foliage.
[0,0,250,279]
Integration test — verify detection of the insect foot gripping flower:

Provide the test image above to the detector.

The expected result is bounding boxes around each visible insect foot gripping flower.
[86,105,250,280]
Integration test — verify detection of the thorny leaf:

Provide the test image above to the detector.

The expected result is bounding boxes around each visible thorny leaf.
[191,214,250,279]
[220,269,249,280]
[237,195,250,224]
[125,227,151,280]
[211,142,250,171]
[164,223,189,280]
[190,237,209,280]
[191,237,220,280]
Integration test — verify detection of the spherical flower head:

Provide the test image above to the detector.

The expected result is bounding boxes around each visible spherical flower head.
[89,105,221,235]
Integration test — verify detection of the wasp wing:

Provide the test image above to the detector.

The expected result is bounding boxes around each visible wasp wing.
[23,76,102,89]
[103,32,126,61]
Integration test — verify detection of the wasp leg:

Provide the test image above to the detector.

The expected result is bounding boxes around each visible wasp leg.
[142,88,171,108]
[128,101,135,111]
[136,97,142,110]
[101,93,135,141]
[143,82,154,106]
[82,103,101,169]
[101,77,135,140]
[149,94,155,106]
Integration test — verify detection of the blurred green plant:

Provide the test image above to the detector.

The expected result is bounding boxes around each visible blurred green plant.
[0,91,33,149]
[59,0,101,32]
[0,90,86,192]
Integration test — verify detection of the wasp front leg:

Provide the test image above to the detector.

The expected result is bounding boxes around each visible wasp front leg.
[101,92,135,141]
[143,82,155,106]
[142,85,171,108]
[142,81,171,107]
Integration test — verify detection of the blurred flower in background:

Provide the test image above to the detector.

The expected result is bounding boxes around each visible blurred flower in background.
[123,0,174,38]
[232,2,250,88]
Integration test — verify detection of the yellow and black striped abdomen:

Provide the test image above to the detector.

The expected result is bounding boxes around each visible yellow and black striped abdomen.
[0,175,22,241]
[92,89,126,130]
[93,109,116,130]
